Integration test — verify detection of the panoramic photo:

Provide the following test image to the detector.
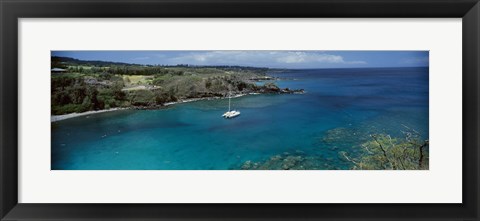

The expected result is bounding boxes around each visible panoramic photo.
[51,50,429,170]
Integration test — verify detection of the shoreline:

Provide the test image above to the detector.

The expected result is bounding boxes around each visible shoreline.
[51,93,252,122]
[51,108,128,122]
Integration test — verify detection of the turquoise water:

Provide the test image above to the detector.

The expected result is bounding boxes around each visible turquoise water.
[51,67,429,170]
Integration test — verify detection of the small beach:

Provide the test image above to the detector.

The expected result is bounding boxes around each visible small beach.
[51,108,127,122]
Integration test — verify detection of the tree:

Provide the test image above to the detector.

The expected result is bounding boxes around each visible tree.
[129,90,155,106]
[341,126,429,170]
[70,85,87,104]
[87,87,103,110]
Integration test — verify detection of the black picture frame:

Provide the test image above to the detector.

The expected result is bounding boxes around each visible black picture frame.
[1,0,479,220]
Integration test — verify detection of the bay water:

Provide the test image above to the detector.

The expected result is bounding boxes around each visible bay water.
[51,67,429,170]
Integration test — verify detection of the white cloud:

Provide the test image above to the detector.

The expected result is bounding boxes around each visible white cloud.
[131,56,150,60]
[163,51,366,68]
[401,56,429,65]
[276,52,343,63]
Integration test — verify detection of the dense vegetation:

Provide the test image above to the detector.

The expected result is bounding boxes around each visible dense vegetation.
[340,127,429,170]
[51,56,277,115]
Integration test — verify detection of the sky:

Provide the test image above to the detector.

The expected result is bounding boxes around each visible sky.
[52,51,429,69]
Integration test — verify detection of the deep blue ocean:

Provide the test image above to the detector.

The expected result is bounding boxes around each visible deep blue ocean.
[51,67,429,170]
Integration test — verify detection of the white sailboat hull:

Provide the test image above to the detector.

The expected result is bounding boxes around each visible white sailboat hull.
[223,110,240,118]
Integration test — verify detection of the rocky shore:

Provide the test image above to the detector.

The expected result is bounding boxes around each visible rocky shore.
[255,82,305,94]
[238,150,337,170]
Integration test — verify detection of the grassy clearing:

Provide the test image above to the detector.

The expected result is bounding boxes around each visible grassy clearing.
[123,75,154,86]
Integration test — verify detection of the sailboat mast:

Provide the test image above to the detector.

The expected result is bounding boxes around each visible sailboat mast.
[228,92,231,111]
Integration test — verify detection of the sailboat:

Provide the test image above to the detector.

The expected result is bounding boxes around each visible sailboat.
[222,92,240,119]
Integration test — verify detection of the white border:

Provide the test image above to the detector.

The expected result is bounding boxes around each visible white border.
[19,18,462,203]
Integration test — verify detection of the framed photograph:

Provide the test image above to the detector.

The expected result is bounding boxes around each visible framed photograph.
[1,0,479,220]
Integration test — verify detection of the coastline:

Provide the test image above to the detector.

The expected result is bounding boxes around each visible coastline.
[51,108,128,122]
[51,93,252,122]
